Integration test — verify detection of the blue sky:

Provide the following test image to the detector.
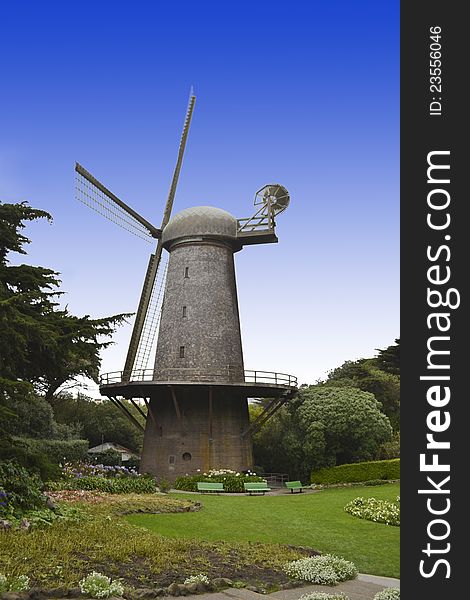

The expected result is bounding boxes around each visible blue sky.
[0,1,399,395]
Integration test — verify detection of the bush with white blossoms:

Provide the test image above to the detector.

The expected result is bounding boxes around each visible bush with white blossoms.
[183,574,210,585]
[373,588,400,600]
[0,573,30,593]
[344,497,400,526]
[79,571,124,598]
[174,468,265,493]
[284,554,358,585]
[298,593,349,600]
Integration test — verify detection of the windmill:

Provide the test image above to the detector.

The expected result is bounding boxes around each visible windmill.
[76,92,297,479]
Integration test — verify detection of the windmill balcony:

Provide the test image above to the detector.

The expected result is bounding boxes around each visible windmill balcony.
[99,368,297,388]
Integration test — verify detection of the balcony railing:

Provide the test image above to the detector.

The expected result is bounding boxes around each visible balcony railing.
[99,369,297,388]
[244,370,297,387]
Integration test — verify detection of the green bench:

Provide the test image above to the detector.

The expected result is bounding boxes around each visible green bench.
[244,482,271,495]
[285,480,305,493]
[197,482,224,493]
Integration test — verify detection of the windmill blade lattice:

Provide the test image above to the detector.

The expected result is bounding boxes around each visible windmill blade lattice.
[75,164,160,243]
[132,251,169,374]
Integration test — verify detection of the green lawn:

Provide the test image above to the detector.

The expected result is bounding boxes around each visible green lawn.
[127,483,400,578]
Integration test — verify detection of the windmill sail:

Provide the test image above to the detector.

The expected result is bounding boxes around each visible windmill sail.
[122,92,196,380]
[75,162,161,242]
[132,251,169,374]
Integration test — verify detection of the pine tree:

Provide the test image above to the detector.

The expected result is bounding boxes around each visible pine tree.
[0,201,129,408]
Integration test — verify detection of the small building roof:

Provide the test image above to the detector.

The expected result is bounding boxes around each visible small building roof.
[87,442,138,456]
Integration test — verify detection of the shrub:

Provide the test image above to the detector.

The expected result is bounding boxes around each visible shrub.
[344,497,400,526]
[299,594,349,600]
[0,438,61,482]
[158,478,172,493]
[174,469,265,493]
[0,573,30,593]
[311,459,400,485]
[284,554,358,585]
[79,571,124,598]
[0,460,45,517]
[46,474,157,494]
[374,589,400,600]
[11,437,89,464]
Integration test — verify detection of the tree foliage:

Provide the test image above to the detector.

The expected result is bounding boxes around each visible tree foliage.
[324,360,400,430]
[322,340,400,430]
[373,338,400,375]
[50,393,144,453]
[253,386,392,482]
[0,201,130,401]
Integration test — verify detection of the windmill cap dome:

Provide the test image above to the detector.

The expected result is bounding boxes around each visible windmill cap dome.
[162,206,238,246]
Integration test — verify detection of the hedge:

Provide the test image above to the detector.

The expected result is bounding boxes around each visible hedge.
[46,474,157,494]
[11,437,89,464]
[311,458,400,485]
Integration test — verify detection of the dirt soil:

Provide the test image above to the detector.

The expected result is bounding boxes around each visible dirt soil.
[73,545,320,591]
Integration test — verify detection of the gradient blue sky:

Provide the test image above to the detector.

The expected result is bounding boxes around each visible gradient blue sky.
[0,1,399,396]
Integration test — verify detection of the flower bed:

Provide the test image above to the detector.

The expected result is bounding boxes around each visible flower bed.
[374,588,400,599]
[344,497,400,526]
[174,469,265,493]
[284,554,357,585]
[45,462,158,494]
[62,462,140,479]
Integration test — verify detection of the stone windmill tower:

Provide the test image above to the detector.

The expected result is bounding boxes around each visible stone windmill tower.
[76,92,297,479]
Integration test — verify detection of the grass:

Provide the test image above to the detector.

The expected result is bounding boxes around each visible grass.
[126,483,400,578]
[0,484,399,589]
[0,494,302,590]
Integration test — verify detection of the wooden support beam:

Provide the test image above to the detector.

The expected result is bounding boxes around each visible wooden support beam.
[245,397,278,433]
[241,396,291,438]
[108,396,145,432]
[129,397,148,421]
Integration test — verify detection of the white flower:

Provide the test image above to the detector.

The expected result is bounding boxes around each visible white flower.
[284,555,357,585]
[79,572,124,598]
[373,588,400,600]
[0,574,30,593]
[344,497,400,527]
[184,574,210,586]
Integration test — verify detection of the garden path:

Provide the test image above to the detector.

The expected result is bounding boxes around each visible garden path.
[180,574,400,600]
